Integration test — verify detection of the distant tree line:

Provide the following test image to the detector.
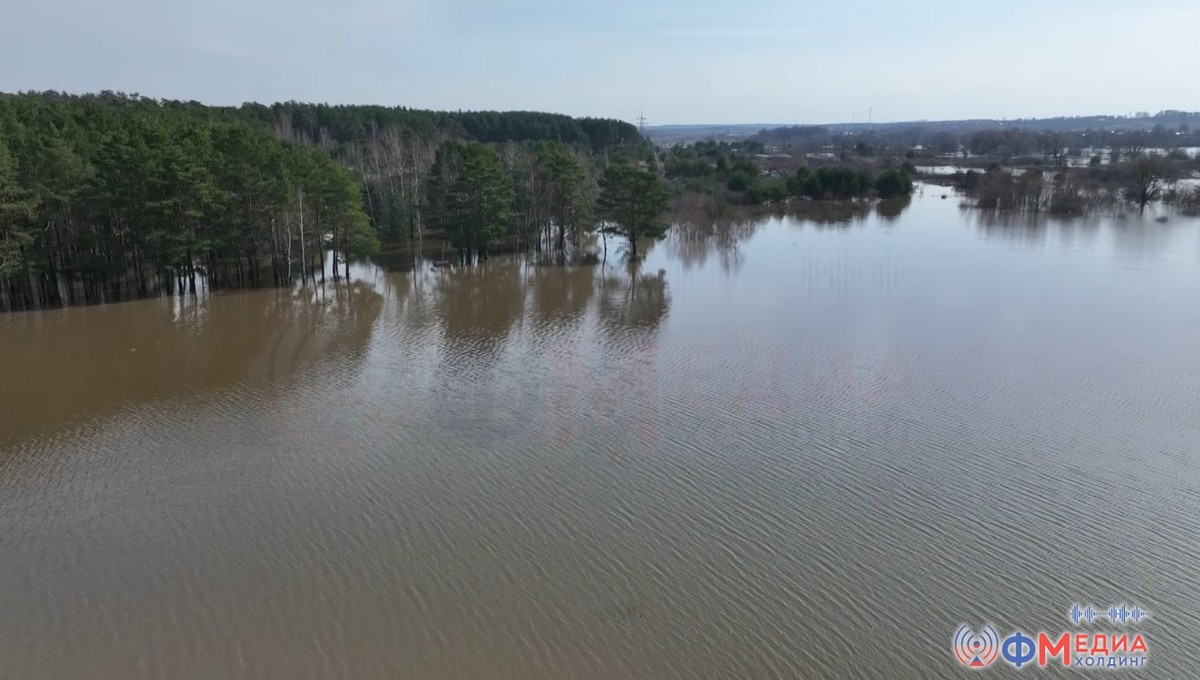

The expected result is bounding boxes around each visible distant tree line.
[661,140,914,207]
[0,92,661,312]
[754,117,1200,165]
[955,155,1190,215]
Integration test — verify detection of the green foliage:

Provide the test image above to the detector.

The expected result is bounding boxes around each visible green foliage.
[0,137,36,276]
[748,179,789,204]
[6,93,642,152]
[428,141,515,256]
[789,166,874,200]
[954,169,981,190]
[346,214,381,260]
[787,167,812,195]
[314,160,378,261]
[379,191,409,243]
[726,168,755,193]
[537,142,592,249]
[0,92,644,309]
[0,96,378,310]
[874,169,914,199]
[663,136,911,207]
[665,157,714,179]
[597,164,669,259]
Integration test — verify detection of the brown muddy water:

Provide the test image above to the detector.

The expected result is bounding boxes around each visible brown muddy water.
[2,185,1199,678]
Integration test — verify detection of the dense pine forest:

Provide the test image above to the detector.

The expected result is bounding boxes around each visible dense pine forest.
[0,91,648,312]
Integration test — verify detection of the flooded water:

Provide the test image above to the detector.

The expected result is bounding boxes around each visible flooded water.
[2,185,1199,678]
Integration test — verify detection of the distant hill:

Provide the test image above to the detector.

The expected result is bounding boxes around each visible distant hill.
[649,111,1200,144]
[645,124,772,144]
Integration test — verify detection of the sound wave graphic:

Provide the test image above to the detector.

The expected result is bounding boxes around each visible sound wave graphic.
[954,625,1000,668]
[1108,604,1149,625]
[1070,603,1151,626]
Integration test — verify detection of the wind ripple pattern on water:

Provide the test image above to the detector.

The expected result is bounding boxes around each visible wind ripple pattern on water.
[1,189,1199,678]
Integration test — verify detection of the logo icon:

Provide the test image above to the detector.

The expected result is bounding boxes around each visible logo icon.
[954,625,1000,669]
[954,604,1153,671]
[1070,603,1151,626]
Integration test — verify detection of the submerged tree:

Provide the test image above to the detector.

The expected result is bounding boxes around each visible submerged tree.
[597,164,669,260]
[0,93,652,311]
[538,142,593,251]
[0,138,35,277]
[1122,156,1178,213]
[505,141,595,253]
[427,141,516,262]
[0,98,381,310]
[874,168,914,199]
[312,159,378,280]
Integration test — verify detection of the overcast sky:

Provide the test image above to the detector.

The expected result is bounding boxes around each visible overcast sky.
[3,0,1199,125]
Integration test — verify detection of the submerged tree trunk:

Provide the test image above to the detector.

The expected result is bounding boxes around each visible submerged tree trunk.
[298,188,307,285]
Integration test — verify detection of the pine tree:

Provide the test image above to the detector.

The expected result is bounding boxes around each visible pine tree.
[597,164,669,260]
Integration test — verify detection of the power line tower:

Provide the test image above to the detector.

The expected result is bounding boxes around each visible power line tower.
[638,111,647,136]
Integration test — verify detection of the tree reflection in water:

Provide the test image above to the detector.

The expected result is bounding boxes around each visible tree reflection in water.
[432,259,527,369]
[668,211,760,275]
[0,281,385,447]
[788,200,874,227]
[876,196,913,221]
[596,260,670,334]
[591,260,671,449]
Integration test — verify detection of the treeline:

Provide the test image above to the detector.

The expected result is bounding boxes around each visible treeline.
[6,91,643,151]
[787,166,915,200]
[0,93,654,312]
[0,97,377,311]
[756,121,1200,164]
[954,156,1191,215]
[424,139,666,262]
[946,128,1196,162]
[662,140,914,206]
[758,109,1200,140]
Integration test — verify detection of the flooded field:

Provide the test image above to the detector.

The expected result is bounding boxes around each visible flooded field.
[2,185,1198,678]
